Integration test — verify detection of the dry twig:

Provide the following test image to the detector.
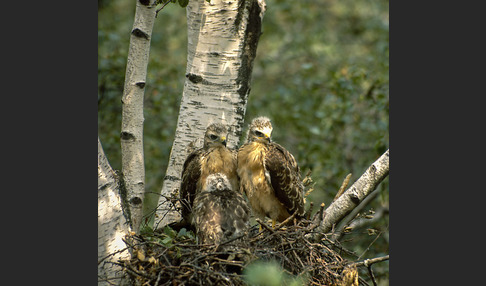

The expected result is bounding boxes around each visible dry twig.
[116,218,382,285]
[333,173,352,202]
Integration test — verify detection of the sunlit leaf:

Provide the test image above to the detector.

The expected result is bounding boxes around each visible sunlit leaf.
[136,250,145,261]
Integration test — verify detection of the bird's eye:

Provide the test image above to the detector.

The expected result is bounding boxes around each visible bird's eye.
[209,134,218,140]
[254,130,264,137]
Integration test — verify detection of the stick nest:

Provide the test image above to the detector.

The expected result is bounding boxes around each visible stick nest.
[117,217,359,286]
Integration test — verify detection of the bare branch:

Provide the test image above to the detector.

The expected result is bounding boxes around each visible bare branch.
[155,0,172,17]
[352,254,389,286]
[310,149,389,241]
[352,255,389,268]
[333,173,352,202]
[335,186,385,241]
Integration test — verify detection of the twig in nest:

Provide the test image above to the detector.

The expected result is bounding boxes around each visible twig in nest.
[306,201,314,220]
[219,232,248,246]
[255,218,274,234]
[333,173,352,202]
[321,237,358,258]
[113,261,156,280]
[292,248,305,270]
[98,245,130,265]
[211,257,245,267]
[154,271,163,286]
[309,203,326,231]
[274,211,298,231]
[116,217,383,286]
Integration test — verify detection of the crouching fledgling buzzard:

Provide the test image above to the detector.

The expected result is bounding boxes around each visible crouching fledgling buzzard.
[192,173,250,244]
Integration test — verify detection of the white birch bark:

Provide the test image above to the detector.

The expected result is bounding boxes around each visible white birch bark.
[98,138,131,286]
[121,0,157,233]
[311,149,390,242]
[154,0,266,228]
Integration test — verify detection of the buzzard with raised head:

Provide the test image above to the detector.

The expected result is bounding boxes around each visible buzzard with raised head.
[179,123,239,226]
[237,116,305,227]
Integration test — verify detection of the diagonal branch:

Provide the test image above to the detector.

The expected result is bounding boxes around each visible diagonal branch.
[310,149,389,241]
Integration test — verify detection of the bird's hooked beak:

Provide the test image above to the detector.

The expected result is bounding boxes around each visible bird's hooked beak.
[221,136,227,146]
[216,180,224,191]
[265,133,271,143]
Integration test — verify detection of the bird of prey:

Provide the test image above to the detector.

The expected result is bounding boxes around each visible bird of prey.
[237,116,305,227]
[179,123,239,226]
[192,173,250,244]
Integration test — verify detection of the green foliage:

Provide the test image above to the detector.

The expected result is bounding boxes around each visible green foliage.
[140,225,195,248]
[243,260,306,286]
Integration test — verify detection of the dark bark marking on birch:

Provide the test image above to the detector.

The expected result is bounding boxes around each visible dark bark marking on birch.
[189,100,204,107]
[136,82,146,88]
[164,175,180,182]
[121,131,136,141]
[349,188,361,205]
[234,106,246,121]
[233,0,245,34]
[132,28,150,40]
[186,73,203,84]
[99,182,110,191]
[130,197,143,205]
[236,0,262,102]
[115,170,132,226]
[139,0,151,5]
[370,164,376,174]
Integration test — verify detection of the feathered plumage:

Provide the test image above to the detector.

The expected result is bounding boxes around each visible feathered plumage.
[237,117,305,225]
[192,173,250,244]
[179,123,239,226]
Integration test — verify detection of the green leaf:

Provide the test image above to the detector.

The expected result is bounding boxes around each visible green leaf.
[178,0,189,7]
[177,228,187,237]
[140,225,153,236]
[163,226,177,238]
[161,236,173,246]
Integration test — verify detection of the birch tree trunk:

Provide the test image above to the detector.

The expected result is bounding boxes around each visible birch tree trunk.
[121,0,157,233]
[311,149,390,242]
[98,138,131,286]
[154,0,266,228]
